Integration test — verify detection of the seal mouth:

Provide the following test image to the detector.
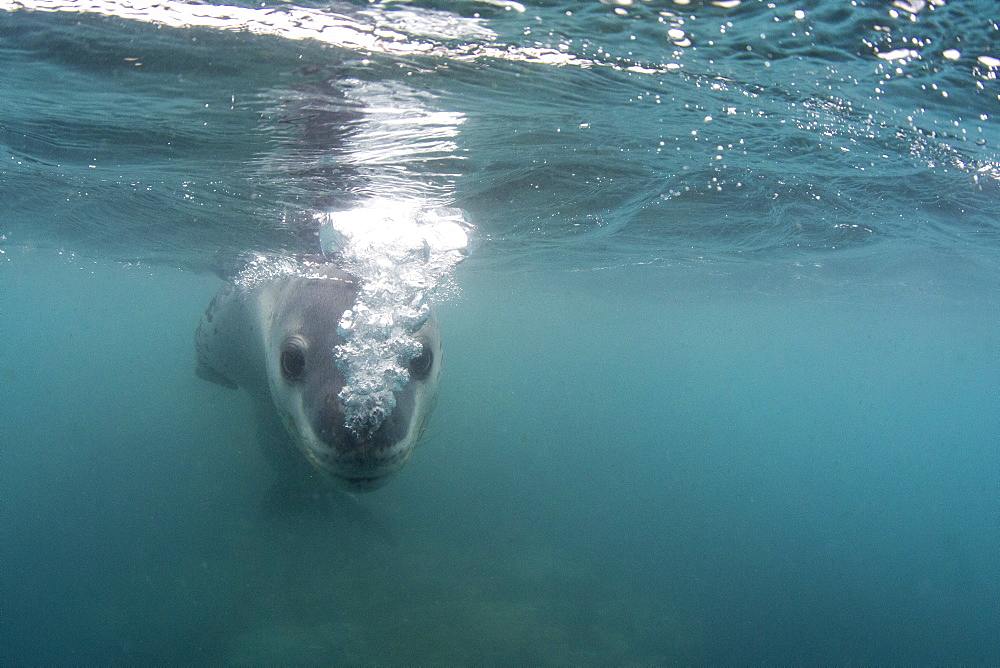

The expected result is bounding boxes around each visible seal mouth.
[298,436,414,493]
[339,474,396,493]
[325,458,405,492]
[281,409,414,491]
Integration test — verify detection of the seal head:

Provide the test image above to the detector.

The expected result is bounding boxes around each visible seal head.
[196,264,441,492]
[265,270,440,492]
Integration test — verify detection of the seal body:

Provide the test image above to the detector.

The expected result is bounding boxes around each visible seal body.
[195,263,441,492]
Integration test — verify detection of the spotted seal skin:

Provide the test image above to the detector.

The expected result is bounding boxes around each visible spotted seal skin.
[195,263,441,492]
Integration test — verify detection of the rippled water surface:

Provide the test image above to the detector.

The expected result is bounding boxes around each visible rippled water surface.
[3,0,998,267]
[1,0,999,664]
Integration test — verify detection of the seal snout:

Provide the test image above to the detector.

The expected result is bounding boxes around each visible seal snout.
[305,390,412,492]
[314,391,408,456]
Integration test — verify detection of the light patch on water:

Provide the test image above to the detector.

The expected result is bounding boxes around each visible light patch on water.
[340,79,467,203]
[0,0,487,52]
[0,0,646,72]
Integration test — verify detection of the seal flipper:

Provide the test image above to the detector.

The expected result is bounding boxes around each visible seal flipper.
[195,360,239,390]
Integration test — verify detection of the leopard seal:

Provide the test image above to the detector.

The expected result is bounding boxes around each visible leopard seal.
[195,261,441,493]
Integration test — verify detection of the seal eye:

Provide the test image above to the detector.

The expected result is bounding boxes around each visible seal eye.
[408,344,433,381]
[280,339,306,382]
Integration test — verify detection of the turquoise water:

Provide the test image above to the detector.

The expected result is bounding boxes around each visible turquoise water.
[2,0,999,663]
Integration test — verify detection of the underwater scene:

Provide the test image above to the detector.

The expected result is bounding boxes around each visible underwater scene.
[2,0,999,663]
